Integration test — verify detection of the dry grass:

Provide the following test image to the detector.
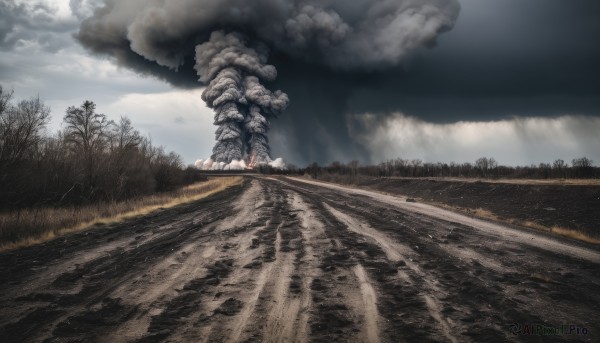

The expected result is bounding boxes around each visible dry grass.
[549,226,600,245]
[513,220,600,244]
[0,177,243,252]
[471,208,501,221]
[414,203,600,245]
[386,177,600,186]
[465,208,600,245]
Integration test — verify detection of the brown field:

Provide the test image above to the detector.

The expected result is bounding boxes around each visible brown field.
[0,177,242,252]
[312,175,600,244]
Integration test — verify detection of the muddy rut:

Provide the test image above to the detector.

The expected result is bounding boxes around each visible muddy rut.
[0,177,599,342]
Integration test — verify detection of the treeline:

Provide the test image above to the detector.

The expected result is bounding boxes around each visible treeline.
[0,86,202,209]
[261,157,599,179]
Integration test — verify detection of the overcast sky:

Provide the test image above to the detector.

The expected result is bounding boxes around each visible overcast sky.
[1,0,599,166]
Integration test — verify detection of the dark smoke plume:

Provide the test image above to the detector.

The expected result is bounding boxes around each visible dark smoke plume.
[76,0,460,165]
[195,31,288,164]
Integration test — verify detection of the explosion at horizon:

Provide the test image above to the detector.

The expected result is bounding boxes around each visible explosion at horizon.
[195,31,288,168]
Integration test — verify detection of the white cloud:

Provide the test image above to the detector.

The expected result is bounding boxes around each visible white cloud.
[349,113,600,166]
[103,89,215,165]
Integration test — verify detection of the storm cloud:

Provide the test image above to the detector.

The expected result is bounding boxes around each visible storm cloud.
[77,0,459,71]
[74,0,600,165]
[74,0,462,164]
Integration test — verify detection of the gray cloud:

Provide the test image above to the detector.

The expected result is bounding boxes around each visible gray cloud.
[69,0,101,20]
[0,0,82,52]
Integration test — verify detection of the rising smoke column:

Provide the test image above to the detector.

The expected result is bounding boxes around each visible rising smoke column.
[195,31,288,164]
[199,66,246,163]
[244,76,289,164]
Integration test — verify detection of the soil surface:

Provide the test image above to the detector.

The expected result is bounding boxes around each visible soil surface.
[0,176,599,342]
[318,176,600,238]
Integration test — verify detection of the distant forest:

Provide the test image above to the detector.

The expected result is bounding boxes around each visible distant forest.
[280,156,599,179]
[262,156,598,180]
[0,86,202,209]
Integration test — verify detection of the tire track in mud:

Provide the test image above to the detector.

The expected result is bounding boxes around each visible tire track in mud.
[353,264,381,343]
[292,189,447,342]
[290,189,399,343]
[325,203,459,343]
[140,180,273,342]
[127,181,291,342]
[200,186,288,343]
[200,185,310,343]
[290,192,366,343]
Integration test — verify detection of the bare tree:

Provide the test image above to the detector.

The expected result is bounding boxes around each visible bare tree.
[105,116,147,199]
[64,101,112,154]
[0,95,51,167]
[111,116,142,152]
[572,157,594,178]
[553,159,566,169]
[553,159,566,178]
[475,157,489,174]
[0,86,13,115]
[539,163,551,178]
[572,157,593,168]
[0,89,51,206]
[475,157,497,177]
[63,101,113,198]
[151,147,184,191]
[411,159,423,177]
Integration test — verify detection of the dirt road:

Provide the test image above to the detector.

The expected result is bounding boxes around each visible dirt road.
[1,176,599,342]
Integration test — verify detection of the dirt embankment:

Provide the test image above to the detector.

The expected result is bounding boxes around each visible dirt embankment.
[312,176,600,240]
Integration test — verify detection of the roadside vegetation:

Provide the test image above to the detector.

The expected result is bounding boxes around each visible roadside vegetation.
[0,86,203,209]
[444,205,600,245]
[0,176,243,251]
[0,85,242,250]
